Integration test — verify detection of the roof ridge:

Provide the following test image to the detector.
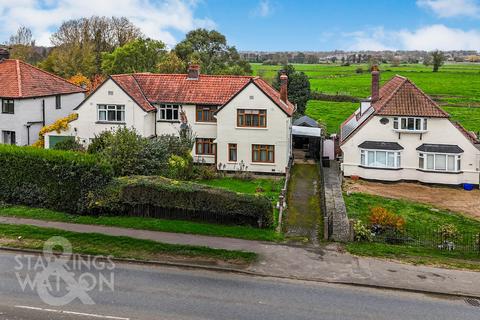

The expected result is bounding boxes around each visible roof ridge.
[131,74,154,107]
[403,77,450,117]
[16,59,86,92]
[16,60,22,97]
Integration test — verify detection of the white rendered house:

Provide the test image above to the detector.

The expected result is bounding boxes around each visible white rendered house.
[0,55,86,146]
[340,69,480,185]
[45,65,295,174]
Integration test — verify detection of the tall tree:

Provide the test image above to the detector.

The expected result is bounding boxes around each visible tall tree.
[174,29,251,75]
[157,51,186,73]
[431,50,445,72]
[7,26,40,63]
[101,38,167,75]
[273,65,311,115]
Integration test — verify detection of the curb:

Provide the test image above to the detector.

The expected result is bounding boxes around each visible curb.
[1,246,479,300]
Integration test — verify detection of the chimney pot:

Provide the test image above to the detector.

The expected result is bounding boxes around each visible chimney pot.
[371,66,380,102]
[280,72,288,103]
[187,64,200,80]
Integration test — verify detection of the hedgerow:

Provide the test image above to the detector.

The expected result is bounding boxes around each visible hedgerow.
[0,145,113,213]
[87,176,273,228]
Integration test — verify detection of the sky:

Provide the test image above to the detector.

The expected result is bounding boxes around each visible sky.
[0,0,479,51]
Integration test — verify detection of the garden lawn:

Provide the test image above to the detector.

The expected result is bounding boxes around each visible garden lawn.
[345,193,480,270]
[0,223,257,264]
[0,206,282,242]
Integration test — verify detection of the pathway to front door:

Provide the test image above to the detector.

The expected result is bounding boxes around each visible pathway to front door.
[284,163,322,245]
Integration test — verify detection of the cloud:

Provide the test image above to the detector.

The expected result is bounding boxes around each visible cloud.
[251,0,274,17]
[344,24,480,51]
[0,0,216,46]
[417,0,480,18]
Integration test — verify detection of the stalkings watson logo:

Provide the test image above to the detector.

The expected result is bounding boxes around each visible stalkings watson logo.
[14,236,115,306]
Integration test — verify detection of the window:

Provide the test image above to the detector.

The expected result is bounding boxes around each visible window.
[196,138,215,155]
[55,95,61,109]
[228,144,237,162]
[2,99,14,114]
[393,117,427,132]
[196,105,218,122]
[237,109,267,127]
[98,105,125,122]
[360,149,401,169]
[418,153,461,172]
[2,131,16,145]
[252,144,274,163]
[159,104,179,121]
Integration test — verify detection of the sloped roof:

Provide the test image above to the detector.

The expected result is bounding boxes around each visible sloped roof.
[0,59,86,98]
[293,115,319,127]
[104,73,295,116]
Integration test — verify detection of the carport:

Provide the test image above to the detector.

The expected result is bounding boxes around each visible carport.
[292,125,322,161]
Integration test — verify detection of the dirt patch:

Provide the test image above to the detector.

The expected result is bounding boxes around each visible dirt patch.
[344,179,480,219]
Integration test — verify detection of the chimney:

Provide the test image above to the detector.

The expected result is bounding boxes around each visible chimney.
[0,48,10,61]
[280,72,288,103]
[371,65,380,102]
[187,64,200,80]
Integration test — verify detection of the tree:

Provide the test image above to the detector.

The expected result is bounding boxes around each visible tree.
[6,26,40,63]
[44,16,142,76]
[273,65,311,115]
[174,29,251,75]
[68,74,91,90]
[431,50,445,72]
[157,51,186,73]
[101,38,167,75]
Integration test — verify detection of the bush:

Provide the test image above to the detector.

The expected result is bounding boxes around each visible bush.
[355,67,364,74]
[87,176,273,228]
[52,138,85,152]
[0,145,112,213]
[369,206,405,234]
[353,220,373,242]
[438,224,459,242]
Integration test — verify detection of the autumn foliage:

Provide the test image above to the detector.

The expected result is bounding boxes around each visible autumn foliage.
[369,206,405,233]
[68,73,91,90]
[32,113,79,148]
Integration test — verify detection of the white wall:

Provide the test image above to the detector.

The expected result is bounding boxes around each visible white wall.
[215,83,292,173]
[45,79,152,147]
[0,92,84,146]
[341,115,480,184]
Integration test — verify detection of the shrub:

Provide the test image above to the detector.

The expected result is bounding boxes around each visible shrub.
[438,224,459,242]
[87,176,273,228]
[52,137,85,152]
[0,145,112,213]
[353,220,373,242]
[355,67,364,74]
[193,165,218,180]
[369,206,405,234]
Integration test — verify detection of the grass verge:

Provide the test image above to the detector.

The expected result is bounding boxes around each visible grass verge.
[0,205,282,242]
[0,223,257,265]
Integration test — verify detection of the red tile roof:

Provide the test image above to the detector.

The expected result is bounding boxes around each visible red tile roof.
[0,59,86,98]
[108,73,295,116]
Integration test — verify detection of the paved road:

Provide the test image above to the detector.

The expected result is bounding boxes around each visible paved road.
[0,251,478,320]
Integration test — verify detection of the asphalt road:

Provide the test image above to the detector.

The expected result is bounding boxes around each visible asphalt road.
[0,250,478,320]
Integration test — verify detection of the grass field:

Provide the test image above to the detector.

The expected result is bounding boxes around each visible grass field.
[305,101,358,134]
[344,193,480,270]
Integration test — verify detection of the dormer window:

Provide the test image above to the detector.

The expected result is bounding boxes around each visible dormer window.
[393,117,427,132]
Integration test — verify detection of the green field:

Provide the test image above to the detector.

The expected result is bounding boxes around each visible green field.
[253,63,480,134]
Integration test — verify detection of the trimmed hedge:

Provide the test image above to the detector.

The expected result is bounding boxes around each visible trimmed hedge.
[0,145,113,213]
[87,176,274,228]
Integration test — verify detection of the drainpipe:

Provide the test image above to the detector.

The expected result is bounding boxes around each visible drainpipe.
[26,124,30,145]
[42,100,46,126]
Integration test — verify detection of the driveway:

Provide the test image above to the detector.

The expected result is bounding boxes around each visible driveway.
[344,179,480,219]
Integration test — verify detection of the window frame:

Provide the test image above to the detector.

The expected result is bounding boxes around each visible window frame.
[196,105,218,123]
[196,138,216,155]
[237,109,267,128]
[252,144,275,163]
[2,130,16,145]
[393,117,427,132]
[158,104,180,121]
[55,95,61,109]
[418,152,461,172]
[228,143,237,162]
[97,104,125,123]
[1,99,14,114]
[360,149,401,169]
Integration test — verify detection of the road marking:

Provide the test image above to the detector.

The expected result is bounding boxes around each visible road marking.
[14,305,130,320]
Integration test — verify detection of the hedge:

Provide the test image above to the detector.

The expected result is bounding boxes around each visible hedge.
[0,145,113,213]
[87,176,274,228]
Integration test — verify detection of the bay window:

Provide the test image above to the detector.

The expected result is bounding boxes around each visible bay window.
[418,153,461,172]
[98,105,125,122]
[393,117,427,132]
[360,149,401,169]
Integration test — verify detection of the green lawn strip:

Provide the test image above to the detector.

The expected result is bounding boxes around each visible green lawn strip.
[0,206,282,242]
[346,242,480,271]
[0,223,257,264]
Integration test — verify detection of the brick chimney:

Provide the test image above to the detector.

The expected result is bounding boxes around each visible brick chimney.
[0,48,10,61]
[187,64,200,80]
[371,65,380,102]
[280,72,288,103]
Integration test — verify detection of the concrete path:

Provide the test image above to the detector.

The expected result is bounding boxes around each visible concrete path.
[0,216,480,297]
